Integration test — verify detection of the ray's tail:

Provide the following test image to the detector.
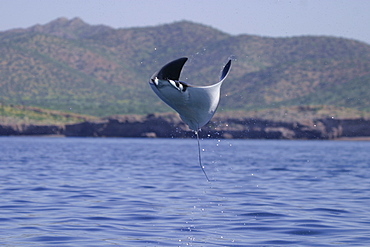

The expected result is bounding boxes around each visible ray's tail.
[195,131,210,182]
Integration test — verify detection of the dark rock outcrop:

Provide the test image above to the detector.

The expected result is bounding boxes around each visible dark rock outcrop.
[1,114,369,139]
[63,114,370,140]
[0,124,64,136]
[64,114,190,138]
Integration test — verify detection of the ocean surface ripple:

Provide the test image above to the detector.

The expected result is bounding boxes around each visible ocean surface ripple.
[1,137,369,246]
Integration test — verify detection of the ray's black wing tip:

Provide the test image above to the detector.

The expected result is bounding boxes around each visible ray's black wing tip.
[156,57,188,81]
[220,59,232,81]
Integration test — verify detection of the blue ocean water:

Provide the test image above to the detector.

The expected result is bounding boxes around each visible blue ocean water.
[0,137,369,246]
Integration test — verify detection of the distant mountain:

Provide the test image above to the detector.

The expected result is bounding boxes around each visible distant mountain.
[1,17,369,117]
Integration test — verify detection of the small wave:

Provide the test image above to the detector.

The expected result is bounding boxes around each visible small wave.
[284,228,322,236]
[310,207,349,215]
[30,186,50,191]
[26,235,84,242]
[261,239,299,245]
[85,216,119,221]
[240,212,287,217]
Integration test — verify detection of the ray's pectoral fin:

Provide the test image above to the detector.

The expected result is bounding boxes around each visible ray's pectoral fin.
[155,57,188,80]
[220,60,232,82]
[182,59,232,130]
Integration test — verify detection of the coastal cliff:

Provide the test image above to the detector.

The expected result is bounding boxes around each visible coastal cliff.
[1,113,369,140]
[0,124,63,136]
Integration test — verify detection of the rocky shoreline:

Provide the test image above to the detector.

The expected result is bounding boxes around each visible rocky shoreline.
[1,113,370,140]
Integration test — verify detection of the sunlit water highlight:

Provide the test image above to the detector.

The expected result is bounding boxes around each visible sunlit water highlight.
[1,137,369,246]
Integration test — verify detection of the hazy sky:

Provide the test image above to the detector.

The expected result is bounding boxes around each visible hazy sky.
[1,0,370,44]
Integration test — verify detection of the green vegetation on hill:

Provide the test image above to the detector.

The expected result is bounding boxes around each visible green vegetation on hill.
[0,17,369,119]
[0,104,95,125]
[216,105,369,123]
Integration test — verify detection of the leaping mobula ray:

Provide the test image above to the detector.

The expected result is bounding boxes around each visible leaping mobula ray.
[149,57,231,130]
[149,57,232,181]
